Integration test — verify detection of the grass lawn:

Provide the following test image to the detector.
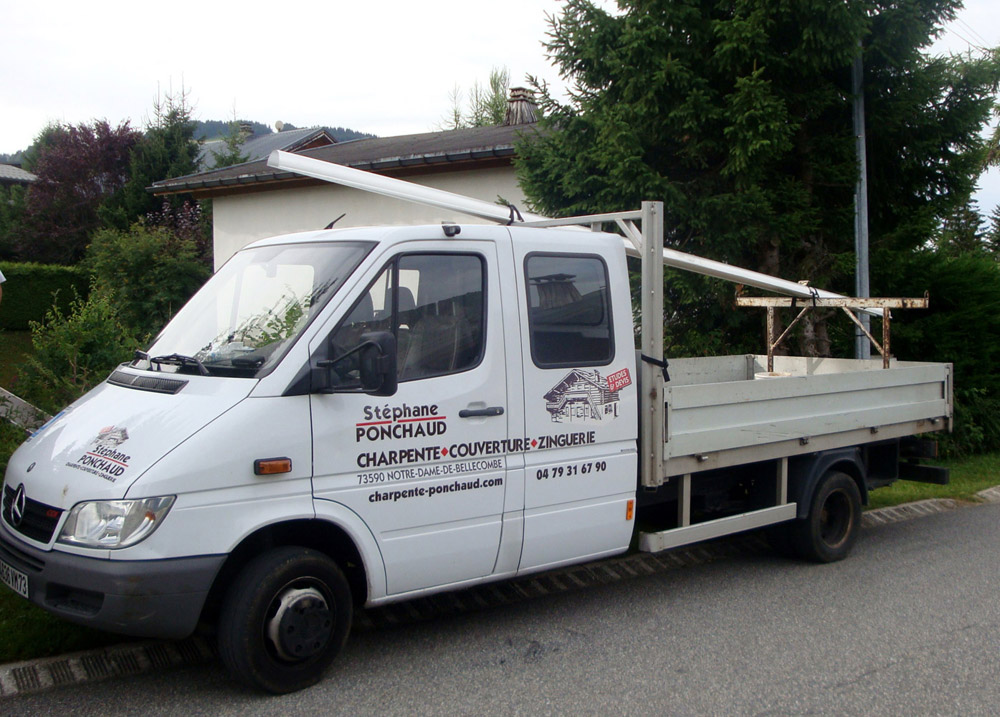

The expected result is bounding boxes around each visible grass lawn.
[0,591,128,664]
[867,452,1000,509]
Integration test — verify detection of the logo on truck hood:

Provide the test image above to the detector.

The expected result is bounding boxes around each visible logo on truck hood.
[543,367,631,423]
[65,425,134,484]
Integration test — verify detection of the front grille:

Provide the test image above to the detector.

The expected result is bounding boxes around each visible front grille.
[2,484,62,544]
[108,369,187,395]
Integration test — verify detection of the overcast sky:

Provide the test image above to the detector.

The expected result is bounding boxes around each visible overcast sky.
[2,0,997,210]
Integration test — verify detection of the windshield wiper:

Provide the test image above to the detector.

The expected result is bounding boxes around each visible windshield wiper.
[150,353,210,376]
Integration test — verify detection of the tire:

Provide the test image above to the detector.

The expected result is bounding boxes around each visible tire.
[218,547,353,694]
[791,470,862,563]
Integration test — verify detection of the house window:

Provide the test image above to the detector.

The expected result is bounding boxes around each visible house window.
[525,254,613,368]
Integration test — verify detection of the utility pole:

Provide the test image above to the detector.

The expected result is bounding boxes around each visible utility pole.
[853,42,872,360]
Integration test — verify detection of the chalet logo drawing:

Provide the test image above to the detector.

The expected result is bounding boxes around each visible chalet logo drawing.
[544,369,626,423]
[94,426,129,448]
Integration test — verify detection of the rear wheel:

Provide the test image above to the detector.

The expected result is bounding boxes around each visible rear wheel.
[791,470,862,563]
[218,547,353,694]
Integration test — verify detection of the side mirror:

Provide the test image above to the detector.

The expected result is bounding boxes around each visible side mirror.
[358,331,397,396]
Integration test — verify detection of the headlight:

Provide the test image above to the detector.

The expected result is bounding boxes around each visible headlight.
[57,496,175,549]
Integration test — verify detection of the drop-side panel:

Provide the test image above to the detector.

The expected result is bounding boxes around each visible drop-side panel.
[662,355,951,476]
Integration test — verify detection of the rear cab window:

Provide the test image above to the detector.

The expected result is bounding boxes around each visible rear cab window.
[524,254,614,368]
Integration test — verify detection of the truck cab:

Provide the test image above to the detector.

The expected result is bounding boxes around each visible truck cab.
[1,222,639,692]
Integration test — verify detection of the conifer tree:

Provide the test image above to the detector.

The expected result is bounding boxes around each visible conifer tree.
[516,0,1000,357]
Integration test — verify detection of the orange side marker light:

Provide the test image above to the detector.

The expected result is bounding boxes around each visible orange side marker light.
[254,458,292,475]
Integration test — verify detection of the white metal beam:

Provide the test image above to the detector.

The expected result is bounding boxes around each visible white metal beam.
[267,150,875,308]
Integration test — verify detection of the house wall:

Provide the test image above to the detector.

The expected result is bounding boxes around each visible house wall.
[212,165,526,270]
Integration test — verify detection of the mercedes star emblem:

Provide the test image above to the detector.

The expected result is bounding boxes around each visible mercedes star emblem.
[10,484,26,528]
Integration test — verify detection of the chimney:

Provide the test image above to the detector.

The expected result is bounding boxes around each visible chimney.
[239,121,254,140]
[503,87,538,126]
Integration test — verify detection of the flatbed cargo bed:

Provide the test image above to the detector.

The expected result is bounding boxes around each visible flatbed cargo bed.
[661,355,952,478]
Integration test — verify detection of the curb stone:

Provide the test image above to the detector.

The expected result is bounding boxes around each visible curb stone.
[0,493,995,699]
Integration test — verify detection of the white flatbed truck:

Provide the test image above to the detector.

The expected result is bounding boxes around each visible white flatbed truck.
[0,156,951,693]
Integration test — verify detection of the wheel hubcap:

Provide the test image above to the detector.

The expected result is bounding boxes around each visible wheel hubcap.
[266,585,334,661]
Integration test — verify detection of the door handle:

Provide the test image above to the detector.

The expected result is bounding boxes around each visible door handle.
[459,406,505,418]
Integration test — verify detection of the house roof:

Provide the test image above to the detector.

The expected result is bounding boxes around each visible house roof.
[0,164,37,186]
[152,123,538,196]
[197,127,336,171]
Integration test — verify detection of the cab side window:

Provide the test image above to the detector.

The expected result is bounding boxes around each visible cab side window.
[327,253,485,386]
[525,254,613,368]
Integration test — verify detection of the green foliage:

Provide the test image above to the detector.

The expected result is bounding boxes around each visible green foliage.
[443,67,510,129]
[102,87,201,230]
[940,388,1000,457]
[867,451,1000,509]
[0,571,126,663]
[208,121,251,169]
[875,250,1000,394]
[0,418,26,477]
[874,249,1000,454]
[0,262,90,330]
[934,199,990,256]
[194,118,272,140]
[256,299,308,347]
[15,291,136,414]
[14,120,140,264]
[0,185,27,260]
[987,206,1000,254]
[0,331,32,388]
[516,0,1000,358]
[12,222,210,413]
[86,223,211,338]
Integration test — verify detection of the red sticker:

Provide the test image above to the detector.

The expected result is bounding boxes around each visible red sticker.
[607,368,632,393]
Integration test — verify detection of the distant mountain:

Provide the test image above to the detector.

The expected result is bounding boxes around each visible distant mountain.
[194,120,375,142]
[1,121,375,169]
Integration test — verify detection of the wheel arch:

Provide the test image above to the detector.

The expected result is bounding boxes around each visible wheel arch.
[788,448,868,520]
[201,518,370,626]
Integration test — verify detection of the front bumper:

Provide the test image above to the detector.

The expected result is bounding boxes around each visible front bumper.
[0,524,225,639]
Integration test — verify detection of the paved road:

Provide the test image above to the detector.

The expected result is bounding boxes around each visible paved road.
[4,501,999,716]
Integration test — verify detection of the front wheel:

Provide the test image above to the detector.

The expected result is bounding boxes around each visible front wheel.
[218,547,353,693]
[790,470,862,563]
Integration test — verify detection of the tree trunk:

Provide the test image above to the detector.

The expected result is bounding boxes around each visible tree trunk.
[799,310,833,358]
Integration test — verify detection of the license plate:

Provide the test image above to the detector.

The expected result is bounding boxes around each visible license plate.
[0,558,28,599]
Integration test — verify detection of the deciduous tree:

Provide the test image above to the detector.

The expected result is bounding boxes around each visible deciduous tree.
[16,120,139,264]
[441,67,511,129]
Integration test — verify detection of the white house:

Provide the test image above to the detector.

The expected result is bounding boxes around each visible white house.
[152,91,540,270]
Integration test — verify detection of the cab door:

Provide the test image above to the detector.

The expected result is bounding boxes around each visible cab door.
[310,239,513,596]
[511,236,639,573]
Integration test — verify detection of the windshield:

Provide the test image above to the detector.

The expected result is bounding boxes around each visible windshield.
[140,241,374,378]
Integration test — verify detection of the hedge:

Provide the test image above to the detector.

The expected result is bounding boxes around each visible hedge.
[0,262,90,331]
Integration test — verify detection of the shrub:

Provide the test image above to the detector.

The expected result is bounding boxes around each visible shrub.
[874,250,1000,456]
[11,223,211,414]
[15,291,136,415]
[86,224,211,338]
[0,262,90,330]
